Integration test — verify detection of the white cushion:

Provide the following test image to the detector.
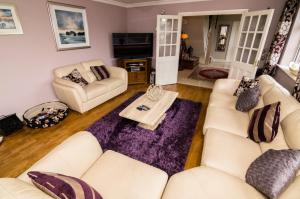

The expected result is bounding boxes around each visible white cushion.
[203,106,250,137]
[53,63,85,78]
[208,92,237,110]
[85,83,109,100]
[263,87,300,121]
[82,150,168,199]
[201,129,261,180]
[162,166,264,199]
[213,78,240,95]
[95,77,124,90]
[0,178,52,199]
[257,74,275,95]
[281,109,300,149]
[18,132,102,184]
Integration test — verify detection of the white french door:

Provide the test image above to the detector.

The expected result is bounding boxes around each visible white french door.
[229,9,274,79]
[155,15,182,85]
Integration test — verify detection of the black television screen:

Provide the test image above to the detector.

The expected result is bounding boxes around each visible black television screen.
[112,33,153,59]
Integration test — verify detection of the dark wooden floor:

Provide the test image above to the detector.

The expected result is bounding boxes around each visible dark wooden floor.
[0,84,212,177]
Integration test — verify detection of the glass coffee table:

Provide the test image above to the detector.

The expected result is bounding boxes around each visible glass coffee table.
[119,90,178,130]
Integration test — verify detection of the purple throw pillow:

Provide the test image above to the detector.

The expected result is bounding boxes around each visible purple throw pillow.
[248,102,280,143]
[246,149,300,199]
[90,65,110,81]
[28,171,102,199]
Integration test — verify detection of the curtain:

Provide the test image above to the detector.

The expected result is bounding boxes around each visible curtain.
[292,70,300,102]
[263,0,299,76]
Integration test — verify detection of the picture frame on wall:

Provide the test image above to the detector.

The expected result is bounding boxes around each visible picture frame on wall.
[0,3,23,35]
[48,1,90,51]
[215,24,230,52]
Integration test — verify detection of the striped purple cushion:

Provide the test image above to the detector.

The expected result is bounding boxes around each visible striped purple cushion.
[91,65,110,81]
[248,102,281,143]
[28,171,102,199]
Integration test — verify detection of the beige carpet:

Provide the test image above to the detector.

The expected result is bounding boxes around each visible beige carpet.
[177,69,214,89]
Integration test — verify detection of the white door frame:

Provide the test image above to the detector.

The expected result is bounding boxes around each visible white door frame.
[178,9,248,17]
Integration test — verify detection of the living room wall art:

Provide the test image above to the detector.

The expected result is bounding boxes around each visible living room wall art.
[48,2,90,51]
[0,3,23,35]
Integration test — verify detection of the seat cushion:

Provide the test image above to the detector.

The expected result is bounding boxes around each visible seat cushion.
[81,150,168,199]
[85,83,109,100]
[212,78,240,95]
[162,166,264,199]
[203,106,250,137]
[94,77,124,90]
[0,178,52,199]
[201,129,262,180]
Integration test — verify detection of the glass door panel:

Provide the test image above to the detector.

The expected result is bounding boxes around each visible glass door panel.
[249,16,259,31]
[258,15,267,31]
[242,16,251,31]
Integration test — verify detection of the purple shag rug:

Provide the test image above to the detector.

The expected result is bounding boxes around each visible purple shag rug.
[87,92,201,176]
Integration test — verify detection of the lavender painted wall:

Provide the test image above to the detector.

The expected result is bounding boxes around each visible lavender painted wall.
[126,0,286,62]
[0,0,126,115]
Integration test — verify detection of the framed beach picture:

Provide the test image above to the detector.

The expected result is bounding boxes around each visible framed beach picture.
[0,3,23,35]
[48,2,90,51]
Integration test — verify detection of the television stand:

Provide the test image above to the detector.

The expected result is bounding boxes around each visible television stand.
[117,58,151,85]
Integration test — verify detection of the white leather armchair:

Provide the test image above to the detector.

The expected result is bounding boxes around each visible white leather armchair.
[52,59,128,113]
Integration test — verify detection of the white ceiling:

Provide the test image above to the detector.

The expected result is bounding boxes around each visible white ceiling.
[114,0,159,3]
[93,0,210,8]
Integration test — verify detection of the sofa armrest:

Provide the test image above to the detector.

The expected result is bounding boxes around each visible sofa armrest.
[53,78,87,102]
[17,131,103,184]
[107,66,128,82]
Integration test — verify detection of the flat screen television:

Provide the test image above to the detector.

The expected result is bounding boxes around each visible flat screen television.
[112,33,153,59]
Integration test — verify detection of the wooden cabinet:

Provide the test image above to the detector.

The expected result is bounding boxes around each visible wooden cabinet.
[117,58,151,84]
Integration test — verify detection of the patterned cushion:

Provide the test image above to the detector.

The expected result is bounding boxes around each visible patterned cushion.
[234,76,259,96]
[28,171,102,199]
[91,65,110,81]
[246,149,300,199]
[248,102,280,143]
[62,69,88,87]
[236,86,260,112]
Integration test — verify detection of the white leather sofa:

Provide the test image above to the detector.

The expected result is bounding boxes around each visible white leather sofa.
[162,75,300,199]
[52,59,128,113]
[1,75,300,199]
[0,132,168,199]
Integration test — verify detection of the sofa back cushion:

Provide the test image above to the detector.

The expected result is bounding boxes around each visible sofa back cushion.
[81,59,105,83]
[54,63,87,79]
[263,87,300,121]
[257,75,275,95]
[281,110,300,149]
[18,132,102,184]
